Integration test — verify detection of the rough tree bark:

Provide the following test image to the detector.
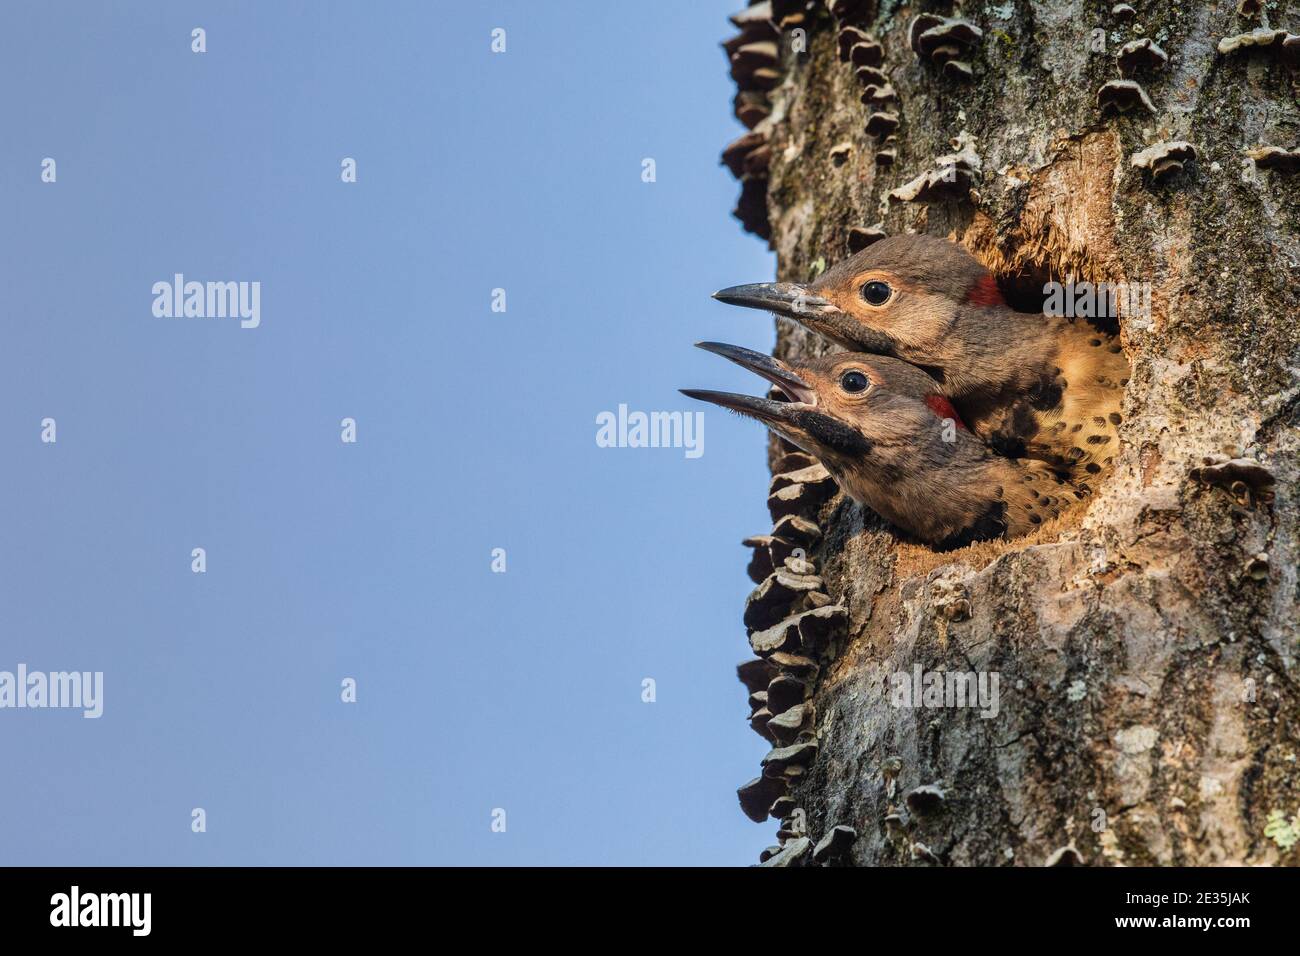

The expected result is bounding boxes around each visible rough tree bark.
[722,0,1300,866]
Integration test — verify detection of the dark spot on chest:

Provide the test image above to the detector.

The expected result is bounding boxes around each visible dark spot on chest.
[1028,373,1064,412]
[935,500,1008,551]
[986,398,1041,459]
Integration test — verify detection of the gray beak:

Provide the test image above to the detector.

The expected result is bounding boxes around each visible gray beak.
[678,388,805,427]
[692,341,817,406]
[680,341,814,428]
[711,282,896,355]
[711,282,836,319]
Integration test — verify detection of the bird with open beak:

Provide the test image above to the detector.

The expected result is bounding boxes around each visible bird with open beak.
[683,342,1084,549]
[712,235,1128,482]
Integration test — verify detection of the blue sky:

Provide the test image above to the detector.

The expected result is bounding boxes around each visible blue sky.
[0,1,786,864]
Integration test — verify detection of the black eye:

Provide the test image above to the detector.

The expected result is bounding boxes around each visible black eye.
[840,370,870,393]
[860,280,892,305]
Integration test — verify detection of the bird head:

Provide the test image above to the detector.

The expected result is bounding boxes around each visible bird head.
[712,235,1006,385]
[681,342,968,496]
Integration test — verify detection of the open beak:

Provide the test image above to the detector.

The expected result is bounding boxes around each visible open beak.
[678,387,804,427]
[679,342,814,429]
[693,342,816,405]
[682,341,873,460]
[711,281,896,355]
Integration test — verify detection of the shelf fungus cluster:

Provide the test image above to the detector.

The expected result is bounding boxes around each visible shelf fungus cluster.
[1188,454,1276,508]
[908,13,981,81]
[722,2,784,240]
[847,223,887,253]
[1130,140,1197,183]
[836,23,898,163]
[1246,145,1300,174]
[734,451,853,865]
[1096,19,1167,118]
[888,133,981,205]
[1216,27,1300,65]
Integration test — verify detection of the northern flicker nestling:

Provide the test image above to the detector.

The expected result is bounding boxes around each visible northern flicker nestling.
[712,235,1129,481]
[682,342,1085,549]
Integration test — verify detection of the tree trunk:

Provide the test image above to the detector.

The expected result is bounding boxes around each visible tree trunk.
[722,0,1300,866]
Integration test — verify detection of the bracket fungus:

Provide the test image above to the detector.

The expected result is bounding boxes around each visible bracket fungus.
[827,0,871,19]
[767,464,837,520]
[909,14,982,79]
[1244,552,1270,582]
[1131,140,1197,182]
[837,25,871,61]
[761,835,812,866]
[771,513,822,548]
[744,568,826,630]
[889,136,981,204]
[733,90,771,129]
[737,657,777,695]
[767,651,819,681]
[742,534,777,584]
[1217,28,1300,68]
[769,794,797,819]
[769,0,812,30]
[749,615,802,656]
[876,137,898,166]
[738,774,788,823]
[905,783,947,815]
[773,450,816,473]
[1097,79,1156,115]
[1246,145,1300,173]
[729,41,779,85]
[847,224,887,252]
[722,129,769,177]
[849,38,885,68]
[768,701,814,744]
[1044,844,1085,867]
[722,5,786,241]
[1216,27,1291,56]
[855,65,888,89]
[748,604,846,659]
[1188,455,1276,506]
[813,825,858,863]
[767,674,810,715]
[865,110,900,139]
[762,741,819,776]
[861,82,897,107]
[728,1,773,29]
[796,603,847,656]
[1117,38,1168,75]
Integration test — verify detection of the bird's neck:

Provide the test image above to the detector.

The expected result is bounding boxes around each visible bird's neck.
[938,305,1060,401]
[832,431,1074,547]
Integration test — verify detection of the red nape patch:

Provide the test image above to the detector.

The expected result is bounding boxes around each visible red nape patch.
[925,395,968,430]
[965,274,1004,307]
